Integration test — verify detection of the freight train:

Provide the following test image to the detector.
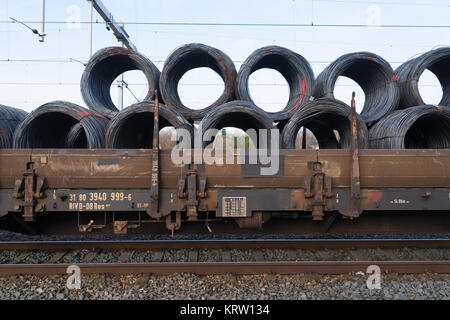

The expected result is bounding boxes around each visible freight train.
[0,45,449,234]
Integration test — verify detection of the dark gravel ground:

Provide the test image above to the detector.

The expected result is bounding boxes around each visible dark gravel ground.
[0,273,448,300]
[0,230,449,242]
[1,247,448,264]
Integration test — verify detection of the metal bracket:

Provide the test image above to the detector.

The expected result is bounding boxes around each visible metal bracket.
[114,220,128,234]
[12,165,47,217]
[22,166,36,222]
[304,162,333,221]
[186,168,198,220]
[178,176,186,198]
[78,211,106,232]
[165,212,181,237]
[349,92,362,218]
[148,90,161,219]
[198,176,207,198]
[12,178,24,200]
[177,165,208,220]
[12,162,47,221]
[35,177,46,199]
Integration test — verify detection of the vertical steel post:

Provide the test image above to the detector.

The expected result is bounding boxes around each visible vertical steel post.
[117,73,124,110]
[301,126,307,149]
[349,92,361,217]
[117,38,125,110]
[39,0,45,42]
[149,90,160,218]
[88,0,93,58]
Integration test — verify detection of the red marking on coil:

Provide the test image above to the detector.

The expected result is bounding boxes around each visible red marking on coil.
[77,111,108,121]
[392,75,397,82]
[289,77,308,112]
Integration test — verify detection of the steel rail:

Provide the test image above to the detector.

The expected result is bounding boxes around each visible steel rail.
[0,239,448,251]
[0,261,448,275]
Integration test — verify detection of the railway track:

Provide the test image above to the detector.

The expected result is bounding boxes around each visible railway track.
[0,238,448,276]
[0,261,448,275]
[0,238,449,250]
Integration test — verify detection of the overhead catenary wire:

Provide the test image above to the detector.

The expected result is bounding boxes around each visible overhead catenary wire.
[159,43,237,121]
[13,101,109,149]
[2,20,450,28]
[235,45,315,121]
[281,98,369,149]
[313,51,400,126]
[369,105,450,149]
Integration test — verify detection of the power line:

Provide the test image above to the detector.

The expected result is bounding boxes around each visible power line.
[1,20,450,28]
[0,58,407,65]
[314,0,450,7]
[0,82,442,87]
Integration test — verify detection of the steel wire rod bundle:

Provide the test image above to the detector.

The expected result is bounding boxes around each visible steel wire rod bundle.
[281,98,369,149]
[81,47,161,118]
[64,123,86,148]
[159,43,237,121]
[105,101,193,149]
[313,52,400,126]
[197,100,276,149]
[235,45,315,121]
[395,47,450,108]
[13,101,109,148]
[369,105,450,149]
[0,104,28,148]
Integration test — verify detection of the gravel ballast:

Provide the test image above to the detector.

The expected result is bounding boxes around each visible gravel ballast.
[1,248,448,264]
[0,273,448,300]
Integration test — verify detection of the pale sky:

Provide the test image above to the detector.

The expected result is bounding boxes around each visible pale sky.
[0,0,449,114]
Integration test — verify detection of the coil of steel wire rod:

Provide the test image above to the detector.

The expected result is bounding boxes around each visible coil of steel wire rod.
[0,104,28,148]
[369,105,450,149]
[313,52,400,126]
[13,101,109,148]
[235,46,315,121]
[64,123,87,148]
[281,98,369,149]
[81,47,161,118]
[105,101,193,149]
[159,43,237,121]
[395,47,450,108]
[197,100,276,148]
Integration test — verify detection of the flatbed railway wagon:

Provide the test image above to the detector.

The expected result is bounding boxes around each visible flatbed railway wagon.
[0,145,448,234]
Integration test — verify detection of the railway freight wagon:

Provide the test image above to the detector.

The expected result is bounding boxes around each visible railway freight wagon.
[0,45,449,235]
[0,148,449,234]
